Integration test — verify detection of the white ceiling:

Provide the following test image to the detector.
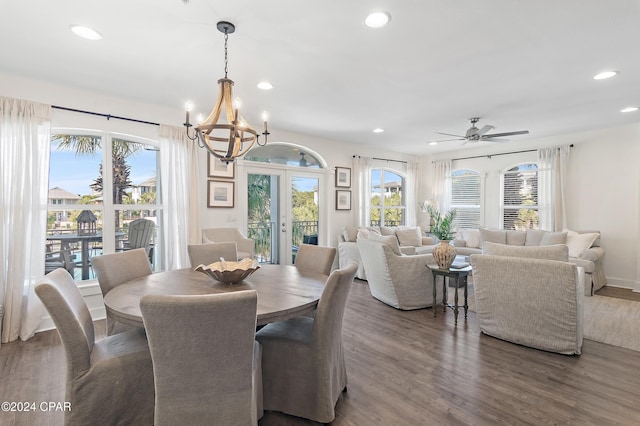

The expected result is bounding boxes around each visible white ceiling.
[1,0,639,155]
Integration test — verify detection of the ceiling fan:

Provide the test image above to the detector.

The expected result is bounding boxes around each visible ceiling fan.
[430,117,529,144]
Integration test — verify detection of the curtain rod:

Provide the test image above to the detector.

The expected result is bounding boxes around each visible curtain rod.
[52,105,160,126]
[353,155,407,164]
[449,144,574,162]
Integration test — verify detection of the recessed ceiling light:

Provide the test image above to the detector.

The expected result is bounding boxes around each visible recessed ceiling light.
[364,12,391,28]
[70,25,102,40]
[373,128,384,133]
[257,82,273,90]
[429,141,438,146]
[593,71,618,80]
[621,106,639,113]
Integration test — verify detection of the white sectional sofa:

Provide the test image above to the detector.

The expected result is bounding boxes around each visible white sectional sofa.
[453,228,605,296]
[338,225,437,280]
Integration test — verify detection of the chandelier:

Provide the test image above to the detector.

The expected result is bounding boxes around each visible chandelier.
[184,21,269,163]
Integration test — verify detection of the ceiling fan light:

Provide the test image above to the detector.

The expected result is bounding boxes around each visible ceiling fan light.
[621,106,638,113]
[593,71,618,80]
[364,12,391,28]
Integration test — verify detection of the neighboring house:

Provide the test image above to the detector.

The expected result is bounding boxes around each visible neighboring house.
[47,187,81,226]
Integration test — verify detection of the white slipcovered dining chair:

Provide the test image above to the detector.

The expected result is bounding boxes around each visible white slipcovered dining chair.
[91,248,152,335]
[256,260,358,423]
[294,243,336,276]
[35,268,155,426]
[141,290,262,425]
[201,227,255,259]
[188,241,238,267]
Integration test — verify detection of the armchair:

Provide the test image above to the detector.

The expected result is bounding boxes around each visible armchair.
[356,238,439,310]
[202,228,255,259]
[470,244,584,355]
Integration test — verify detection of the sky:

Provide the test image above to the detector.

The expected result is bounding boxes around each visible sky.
[49,147,157,196]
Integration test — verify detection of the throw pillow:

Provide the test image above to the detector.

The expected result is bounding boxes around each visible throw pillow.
[342,226,358,242]
[505,230,526,246]
[540,231,568,246]
[565,230,599,258]
[461,229,481,248]
[368,232,403,256]
[356,227,370,240]
[379,226,397,236]
[482,241,569,262]
[396,227,422,247]
[524,229,546,246]
[479,228,506,248]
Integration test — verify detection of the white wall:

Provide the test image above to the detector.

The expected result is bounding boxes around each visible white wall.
[419,123,640,290]
[5,71,638,296]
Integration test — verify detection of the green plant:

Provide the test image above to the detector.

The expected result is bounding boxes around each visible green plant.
[426,205,457,241]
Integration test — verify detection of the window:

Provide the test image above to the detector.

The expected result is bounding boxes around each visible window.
[370,169,405,227]
[47,131,161,281]
[501,163,539,230]
[450,169,481,229]
[245,143,324,168]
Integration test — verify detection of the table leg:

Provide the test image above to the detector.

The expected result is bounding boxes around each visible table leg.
[81,240,90,280]
[432,271,437,317]
[442,277,448,312]
[463,275,469,319]
[453,277,459,325]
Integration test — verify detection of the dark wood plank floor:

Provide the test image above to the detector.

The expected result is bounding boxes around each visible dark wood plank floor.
[2,281,640,425]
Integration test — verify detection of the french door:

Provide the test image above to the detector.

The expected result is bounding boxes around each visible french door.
[244,165,325,265]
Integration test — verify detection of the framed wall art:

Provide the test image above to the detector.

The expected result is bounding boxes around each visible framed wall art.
[207,180,235,208]
[208,153,235,178]
[335,167,351,188]
[336,190,352,210]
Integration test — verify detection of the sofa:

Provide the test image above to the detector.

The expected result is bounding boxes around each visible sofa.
[453,228,605,296]
[357,238,441,310]
[338,225,437,280]
[471,243,584,355]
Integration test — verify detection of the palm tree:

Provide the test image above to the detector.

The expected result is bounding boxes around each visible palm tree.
[53,135,143,230]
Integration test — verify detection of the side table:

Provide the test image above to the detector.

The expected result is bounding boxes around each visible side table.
[427,263,472,325]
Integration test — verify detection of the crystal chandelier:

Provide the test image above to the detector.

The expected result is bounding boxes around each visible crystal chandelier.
[184,21,269,163]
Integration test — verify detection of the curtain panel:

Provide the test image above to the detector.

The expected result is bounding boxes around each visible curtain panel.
[159,124,201,271]
[405,161,419,227]
[538,145,571,231]
[0,97,51,345]
[431,160,452,212]
[353,156,372,227]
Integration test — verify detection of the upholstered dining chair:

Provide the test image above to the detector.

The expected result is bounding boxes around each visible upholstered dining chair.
[201,227,255,259]
[255,260,358,424]
[294,243,337,276]
[187,241,238,267]
[91,248,152,335]
[140,290,262,426]
[35,268,155,426]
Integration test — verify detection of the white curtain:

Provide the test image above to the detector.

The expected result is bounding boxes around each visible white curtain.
[405,161,419,226]
[159,125,201,271]
[431,160,452,211]
[353,155,372,227]
[0,97,51,345]
[538,145,571,231]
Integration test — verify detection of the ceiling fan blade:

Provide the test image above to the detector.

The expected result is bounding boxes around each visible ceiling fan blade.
[429,137,465,143]
[475,125,495,137]
[482,138,510,143]
[483,130,529,138]
[435,132,465,138]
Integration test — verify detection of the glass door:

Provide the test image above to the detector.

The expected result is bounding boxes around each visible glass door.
[245,166,324,265]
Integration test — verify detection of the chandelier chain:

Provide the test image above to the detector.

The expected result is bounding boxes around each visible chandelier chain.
[224,30,229,78]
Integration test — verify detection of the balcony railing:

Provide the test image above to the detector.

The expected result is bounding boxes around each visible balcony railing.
[248,220,319,264]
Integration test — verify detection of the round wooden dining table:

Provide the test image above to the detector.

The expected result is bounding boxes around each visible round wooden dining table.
[103,264,328,327]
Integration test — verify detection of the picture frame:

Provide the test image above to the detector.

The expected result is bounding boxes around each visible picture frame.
[207,180,235,208]
[208,153,235,179]
[335,167,351,188]
[336,190,352,210]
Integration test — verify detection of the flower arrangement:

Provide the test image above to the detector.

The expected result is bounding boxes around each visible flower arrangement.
[425,205,457,241]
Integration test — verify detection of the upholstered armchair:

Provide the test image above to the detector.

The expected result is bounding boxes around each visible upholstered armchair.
[471,243,584,355]
[201,228,255,259]
[356,238,439,310]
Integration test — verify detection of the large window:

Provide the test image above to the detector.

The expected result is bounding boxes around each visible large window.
[370,169,405,227]
[47,131,161,281]
[451,169,481,229]
[501,163,539,230]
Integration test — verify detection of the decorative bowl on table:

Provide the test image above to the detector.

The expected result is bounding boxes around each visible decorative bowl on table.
[195,258,260,284]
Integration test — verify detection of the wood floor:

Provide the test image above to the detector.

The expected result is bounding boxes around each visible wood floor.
[2,280,640,425]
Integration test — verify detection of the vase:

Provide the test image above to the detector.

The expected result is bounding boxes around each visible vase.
[433,240,457,269]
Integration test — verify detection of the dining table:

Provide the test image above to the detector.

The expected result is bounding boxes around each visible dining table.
[103,264,328,327]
